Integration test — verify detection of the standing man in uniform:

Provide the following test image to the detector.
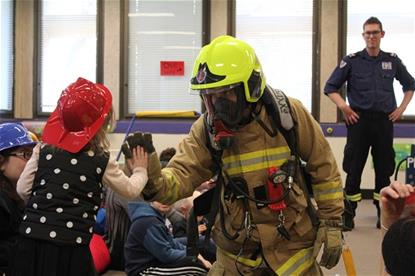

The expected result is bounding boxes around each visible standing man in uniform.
[132,35,344,275]
[324,16,415,230]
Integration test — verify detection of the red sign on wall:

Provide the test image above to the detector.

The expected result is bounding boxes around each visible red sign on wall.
[160,61,185,76]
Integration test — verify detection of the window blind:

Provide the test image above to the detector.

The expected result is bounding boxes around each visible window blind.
[127,0,203,114]
[235,0,314,112]
[39,0,97,113]
[0,0,14,112]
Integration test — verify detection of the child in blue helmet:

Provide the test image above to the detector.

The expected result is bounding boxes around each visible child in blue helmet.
[0,123,37,275]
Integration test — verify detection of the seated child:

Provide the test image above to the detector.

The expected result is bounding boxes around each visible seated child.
[124,201,211,276]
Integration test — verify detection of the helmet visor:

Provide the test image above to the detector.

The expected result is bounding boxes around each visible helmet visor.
[199,83,241,96]
[198,83,242,115]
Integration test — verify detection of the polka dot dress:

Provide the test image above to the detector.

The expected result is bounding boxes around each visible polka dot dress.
[19,145,109,245]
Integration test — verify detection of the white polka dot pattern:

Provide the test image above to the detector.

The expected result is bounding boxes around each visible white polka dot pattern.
[49,231,56,238]
[23,215,27,220]
[25,227,31,234]
[71,158,78,165]
[40,216,46,223]
[80,175,86,182]
[46,154,52,160]
[87,151,94,157]
[32,203,38,209]
[63,183,69,189]
[73,198,79,204]
[66,221,73,228]
[56,207,63,213]
[96,167,102,174]
[46,193,53,199]
[40,179,46,185]
[82,213,88,218]
[76,237,82,244]
[87,192,93,198]
[54,168,61,174]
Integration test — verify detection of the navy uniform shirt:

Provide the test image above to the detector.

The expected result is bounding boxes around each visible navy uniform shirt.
[324,49,415,113]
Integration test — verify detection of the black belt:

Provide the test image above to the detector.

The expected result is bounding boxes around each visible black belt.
[352,108,389,119]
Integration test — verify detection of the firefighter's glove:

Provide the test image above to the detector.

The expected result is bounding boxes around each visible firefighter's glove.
[312,219,343,269]
[121,132,155,159]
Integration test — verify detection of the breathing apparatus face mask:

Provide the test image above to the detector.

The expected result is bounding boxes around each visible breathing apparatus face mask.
[201,84,248,131]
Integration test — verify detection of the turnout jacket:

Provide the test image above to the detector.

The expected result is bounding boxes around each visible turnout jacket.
[143,96,343,275]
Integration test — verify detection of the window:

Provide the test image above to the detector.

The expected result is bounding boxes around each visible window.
[127,0,203,114]
[38,0,97,113]
[235,0,314,112]
[0,0,14,112]
[347,0,415,116]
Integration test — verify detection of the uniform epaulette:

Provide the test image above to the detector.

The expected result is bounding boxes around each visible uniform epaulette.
[389,52,397,58]
[347,53,357,58]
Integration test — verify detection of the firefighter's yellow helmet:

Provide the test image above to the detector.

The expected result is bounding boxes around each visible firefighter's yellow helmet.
[190,35,266,103]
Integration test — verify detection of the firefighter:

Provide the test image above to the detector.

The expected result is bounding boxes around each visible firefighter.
[139,35,344,275]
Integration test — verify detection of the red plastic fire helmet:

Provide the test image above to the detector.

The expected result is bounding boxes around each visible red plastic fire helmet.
[42,77,112,153]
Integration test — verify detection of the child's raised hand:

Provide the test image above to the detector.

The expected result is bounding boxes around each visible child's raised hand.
[127,146,148,170]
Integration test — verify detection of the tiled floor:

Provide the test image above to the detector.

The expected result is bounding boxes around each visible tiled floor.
[104,200,382,276]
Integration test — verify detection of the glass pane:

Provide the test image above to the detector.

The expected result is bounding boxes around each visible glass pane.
[39,0,97,113]
[347,0,415,116]
[236,0,313,112]
[128,0,203,114]
[0,0,14,111]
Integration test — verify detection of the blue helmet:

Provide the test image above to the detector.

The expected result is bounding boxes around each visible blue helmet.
[0,123,37,152]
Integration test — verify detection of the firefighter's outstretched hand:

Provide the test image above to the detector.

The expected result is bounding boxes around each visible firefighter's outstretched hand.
[312,219,343,269]
[121,132,155,158]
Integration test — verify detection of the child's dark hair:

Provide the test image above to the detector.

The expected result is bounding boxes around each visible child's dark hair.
[0,149,25,210]
[159,147,176,168]
[382,217,415,276]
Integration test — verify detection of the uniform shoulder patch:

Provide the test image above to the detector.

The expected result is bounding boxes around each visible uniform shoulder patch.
[347,53,357,58]
[340,60,347,68]
[389,52,397,58]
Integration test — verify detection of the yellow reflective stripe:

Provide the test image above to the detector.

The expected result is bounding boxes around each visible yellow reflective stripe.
[373,192,380,201]
[225,159,288,176]
[222,146,291,176]
[220,248,262,267]
[313,180,343,201]
[312,181,341,191]
[276,247,314,276]
[314,191,344,201]
[162,168,181,202]
[345,193,362,202]
[222,146,290,164]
